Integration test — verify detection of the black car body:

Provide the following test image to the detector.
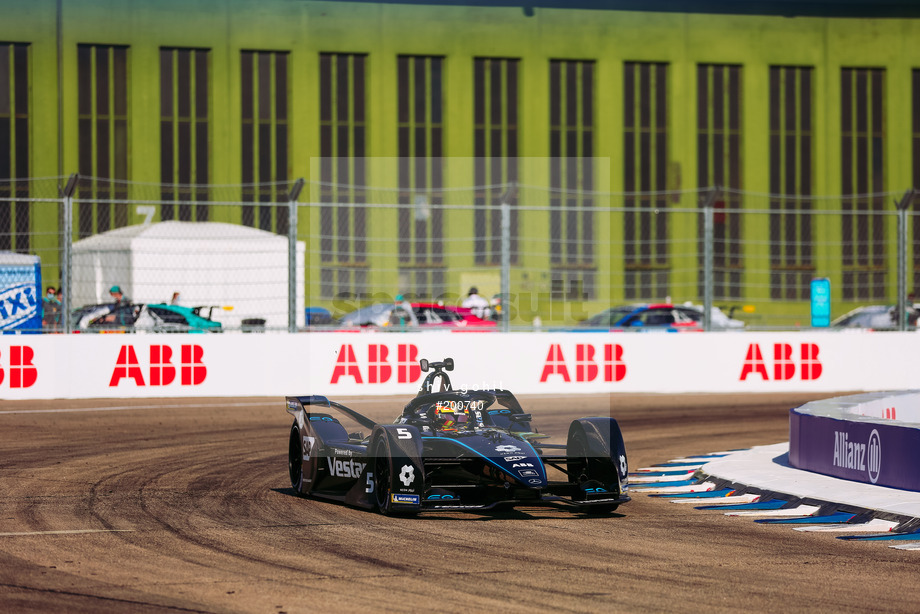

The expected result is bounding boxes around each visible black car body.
[286,358,630,515]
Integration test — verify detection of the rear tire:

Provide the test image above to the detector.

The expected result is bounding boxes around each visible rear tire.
[288,423,304,495]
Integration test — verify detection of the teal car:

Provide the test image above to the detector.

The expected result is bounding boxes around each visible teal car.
[134,303,223,333]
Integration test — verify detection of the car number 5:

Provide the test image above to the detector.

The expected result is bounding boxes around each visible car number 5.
[366,472,374,493]
[397,427,412,440]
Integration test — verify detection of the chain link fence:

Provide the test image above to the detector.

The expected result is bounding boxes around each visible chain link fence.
[1,174,917,333]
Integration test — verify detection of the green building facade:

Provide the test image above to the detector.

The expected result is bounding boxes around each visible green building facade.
[2,0,920,325]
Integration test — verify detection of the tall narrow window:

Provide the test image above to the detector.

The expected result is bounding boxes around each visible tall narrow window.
[474,57,519,265]
[160,48,210,222]
[698,64,742,300]
[549,59,595,301]
[769,66,814,300]
[397,55,445,299]
[624,61,668,300]
[0,42,29,253]
[841,67,886,301]
[912,69,920,293]
[77,44,129,238]
[319,52,367,300]
[241,50,290,234]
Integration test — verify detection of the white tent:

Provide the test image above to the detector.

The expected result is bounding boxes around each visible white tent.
[72,221,305,330]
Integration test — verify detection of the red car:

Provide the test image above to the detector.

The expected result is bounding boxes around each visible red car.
[338,302,496,330]
[422,303,496,329]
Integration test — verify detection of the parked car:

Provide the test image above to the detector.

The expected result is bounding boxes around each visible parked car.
[677,302,746,330]
[578,303,702,332]
[416,303,496,328]
[71,303,142,332]
[73,302,222,333]
[338,302,496,330]
[831,305,898,330]
[133,303,223,333]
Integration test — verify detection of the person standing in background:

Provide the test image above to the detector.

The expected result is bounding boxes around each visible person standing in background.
[462,286,491,320]
[105,285,134,326]
[42,286,62,331]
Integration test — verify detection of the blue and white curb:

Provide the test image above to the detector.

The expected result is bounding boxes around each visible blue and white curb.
[630,446,920,551]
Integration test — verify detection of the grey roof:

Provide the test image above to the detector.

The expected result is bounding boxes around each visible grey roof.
[328,0,920,18]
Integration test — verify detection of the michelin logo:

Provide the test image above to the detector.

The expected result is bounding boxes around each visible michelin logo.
[391,493,420,504]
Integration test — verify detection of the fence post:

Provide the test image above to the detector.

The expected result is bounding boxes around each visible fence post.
[61,174,79,334]
[288,178,304,333]
[895,189,917,331]
[500,182,516,333]
[701,187,720,332]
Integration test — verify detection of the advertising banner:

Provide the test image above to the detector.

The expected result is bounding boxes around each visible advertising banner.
[3,330,920,400]
[0,252,42,334]
[790,410,920,492]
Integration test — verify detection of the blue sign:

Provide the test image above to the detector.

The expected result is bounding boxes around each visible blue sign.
[810,278,831,328]
[0,252,42,334]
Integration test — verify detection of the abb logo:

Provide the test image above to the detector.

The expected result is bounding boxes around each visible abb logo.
[331,344,422,384]
[0,346,38,388]
[740,343,823,381]
[540,344,626,383]
[110,345,207,387]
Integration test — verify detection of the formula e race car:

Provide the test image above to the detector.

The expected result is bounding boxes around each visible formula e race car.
[286,358,629,515]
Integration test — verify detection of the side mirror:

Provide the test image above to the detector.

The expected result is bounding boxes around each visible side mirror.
[509,413,532,422]
[444,357,454,371]
[419,358,429,372]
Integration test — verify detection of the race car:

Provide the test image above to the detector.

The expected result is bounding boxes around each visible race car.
[286,358,630,515]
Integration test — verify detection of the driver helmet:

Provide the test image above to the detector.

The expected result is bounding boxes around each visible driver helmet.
[434,402,469,430]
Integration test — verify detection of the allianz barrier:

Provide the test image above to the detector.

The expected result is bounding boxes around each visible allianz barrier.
[789,390,920,492]
[3,331,920,400]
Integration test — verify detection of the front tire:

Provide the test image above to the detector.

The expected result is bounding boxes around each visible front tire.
[567,420,624,513]
[373,437,394,515]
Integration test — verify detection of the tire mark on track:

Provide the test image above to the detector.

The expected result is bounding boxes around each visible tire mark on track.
[0,582,214,613]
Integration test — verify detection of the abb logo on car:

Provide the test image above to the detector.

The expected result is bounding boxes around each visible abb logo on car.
[0,346,38,388]
[331,344,422,384]
[540,344,626,383]
[740,343,823,381]
[109,345,207,387]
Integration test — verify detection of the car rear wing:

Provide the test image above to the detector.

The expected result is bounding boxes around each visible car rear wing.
[285,395,377,430]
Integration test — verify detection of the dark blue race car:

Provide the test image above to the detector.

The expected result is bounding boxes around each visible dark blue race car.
[286,358,630,515]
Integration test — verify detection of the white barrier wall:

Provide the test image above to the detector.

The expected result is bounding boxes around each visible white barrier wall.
[2,331,919,400]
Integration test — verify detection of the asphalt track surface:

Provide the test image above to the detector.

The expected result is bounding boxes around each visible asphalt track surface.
[2,392,920,613]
